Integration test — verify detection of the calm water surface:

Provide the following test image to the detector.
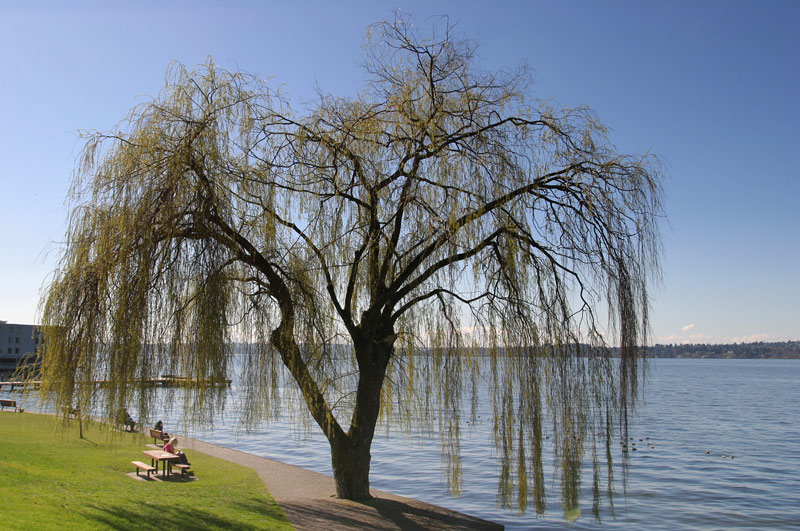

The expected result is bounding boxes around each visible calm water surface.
[6,359,799,528]
[190,359,800,529]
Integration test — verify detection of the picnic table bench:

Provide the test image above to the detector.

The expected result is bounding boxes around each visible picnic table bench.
[0,399,23,412]
[131,460,157,479]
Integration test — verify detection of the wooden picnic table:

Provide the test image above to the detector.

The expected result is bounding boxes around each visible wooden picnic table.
[142,449,179,476]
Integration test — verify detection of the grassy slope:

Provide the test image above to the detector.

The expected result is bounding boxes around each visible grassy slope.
[0,411,292,530]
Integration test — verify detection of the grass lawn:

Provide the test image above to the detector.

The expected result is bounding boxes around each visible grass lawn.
[0,411,292,530]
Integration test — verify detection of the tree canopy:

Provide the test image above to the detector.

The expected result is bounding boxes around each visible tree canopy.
[32,16,663,520]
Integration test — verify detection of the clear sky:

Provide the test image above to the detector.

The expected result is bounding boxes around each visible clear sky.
[1,1,797,345]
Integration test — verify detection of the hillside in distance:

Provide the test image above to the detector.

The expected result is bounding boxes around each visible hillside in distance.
[643,341,800,359]
[228,342,800,360]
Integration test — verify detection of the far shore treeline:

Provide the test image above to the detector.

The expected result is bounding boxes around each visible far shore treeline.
[637,341,800,359]
[223,341,800,360]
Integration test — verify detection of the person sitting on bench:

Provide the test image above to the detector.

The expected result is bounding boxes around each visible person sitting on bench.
[121,409,136,431]
[154,420,170,441]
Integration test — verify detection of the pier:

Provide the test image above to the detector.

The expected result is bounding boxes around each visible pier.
[0,376,230,392]
[0,381,40,391]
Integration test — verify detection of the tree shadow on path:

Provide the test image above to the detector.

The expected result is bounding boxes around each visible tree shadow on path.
[279,496,504,530]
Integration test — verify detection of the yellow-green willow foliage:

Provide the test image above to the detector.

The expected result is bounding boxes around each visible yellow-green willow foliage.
[29,15,663,517]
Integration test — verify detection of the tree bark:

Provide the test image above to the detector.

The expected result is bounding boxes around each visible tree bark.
[330,434,374,499]
[328,333,393,499]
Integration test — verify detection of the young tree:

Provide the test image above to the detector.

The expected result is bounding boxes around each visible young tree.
[33,17,662,517]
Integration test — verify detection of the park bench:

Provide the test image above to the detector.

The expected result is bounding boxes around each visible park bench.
[149,428,167,446]
[131,460,157,479]
[116,409,136,432]
[62,406,80,419]
[0,399,23,412]
[174,463,191,476]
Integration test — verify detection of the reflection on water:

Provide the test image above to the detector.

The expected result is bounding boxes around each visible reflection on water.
[4,359,799,529]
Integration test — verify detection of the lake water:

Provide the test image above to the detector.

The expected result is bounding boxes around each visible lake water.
[5,359,799,529]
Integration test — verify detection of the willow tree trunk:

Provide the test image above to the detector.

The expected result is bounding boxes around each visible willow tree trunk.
[330,431,374,499]
[328,337,392,499]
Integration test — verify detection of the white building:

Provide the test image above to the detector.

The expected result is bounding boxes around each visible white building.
[0,321,42,374]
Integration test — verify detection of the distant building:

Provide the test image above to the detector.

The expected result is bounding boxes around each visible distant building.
[0,320,42,375]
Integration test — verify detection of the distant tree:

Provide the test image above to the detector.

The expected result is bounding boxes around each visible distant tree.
[32,16,662,519]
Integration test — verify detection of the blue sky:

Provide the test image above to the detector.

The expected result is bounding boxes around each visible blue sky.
[1,1,797,345]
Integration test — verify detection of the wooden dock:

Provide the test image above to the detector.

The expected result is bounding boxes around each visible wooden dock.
[0,376,230,392]
[144,375,232,387]
[0,381,40,391]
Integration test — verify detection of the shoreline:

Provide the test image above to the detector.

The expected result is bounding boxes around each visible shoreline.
[3,407,502,528]
[182,435,503,530]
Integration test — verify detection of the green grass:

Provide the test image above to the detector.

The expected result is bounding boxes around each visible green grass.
[0,411,292,530]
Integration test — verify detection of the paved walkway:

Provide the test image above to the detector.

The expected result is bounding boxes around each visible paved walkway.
[182,436,503,530]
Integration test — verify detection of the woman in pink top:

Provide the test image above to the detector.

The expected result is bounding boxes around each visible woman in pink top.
[164,437,189,465]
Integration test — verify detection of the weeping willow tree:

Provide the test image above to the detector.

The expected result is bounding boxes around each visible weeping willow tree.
[31,16,662,518]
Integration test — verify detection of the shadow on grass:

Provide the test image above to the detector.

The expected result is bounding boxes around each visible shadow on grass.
[78,498,284,530]
[78,436,99,446]
[127,472,196,482]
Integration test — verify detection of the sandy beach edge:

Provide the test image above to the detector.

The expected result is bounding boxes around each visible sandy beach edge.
[181,435,504,530]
